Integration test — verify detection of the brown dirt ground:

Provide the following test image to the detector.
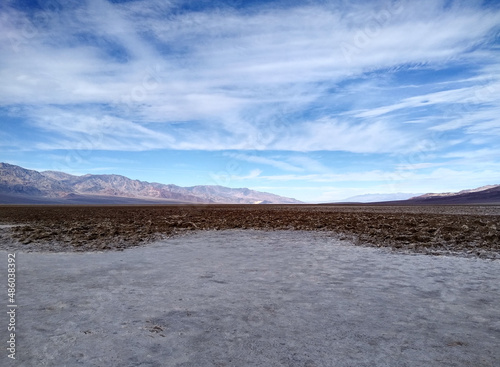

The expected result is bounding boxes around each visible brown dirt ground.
[0,204,499,258]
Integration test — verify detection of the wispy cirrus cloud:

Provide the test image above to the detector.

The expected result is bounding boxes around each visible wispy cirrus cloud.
[2,1,499,144]
[224,153,304,172]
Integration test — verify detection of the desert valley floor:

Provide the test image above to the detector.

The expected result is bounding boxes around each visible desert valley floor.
[0,205,499,366]
[0,204,499,258]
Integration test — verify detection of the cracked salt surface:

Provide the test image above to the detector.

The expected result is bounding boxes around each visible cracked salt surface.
[1,230,499,366]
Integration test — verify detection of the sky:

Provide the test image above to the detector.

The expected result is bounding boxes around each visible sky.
[1,0,500,203]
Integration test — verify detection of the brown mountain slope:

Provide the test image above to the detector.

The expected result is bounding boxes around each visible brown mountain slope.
[0,163,302,204]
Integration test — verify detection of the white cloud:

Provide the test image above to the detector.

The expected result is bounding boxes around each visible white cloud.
[443,148,500,160]
[287,156,331,173]
[395,162,441,170]
[27,107,175,151]
[224,153,303,172]
[271,118,411,153]
[354,79,499,119]
[1,0,499,155]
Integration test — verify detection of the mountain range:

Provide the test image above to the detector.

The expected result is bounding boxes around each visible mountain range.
[407,185,500,204]
[338,186,500,204]
[0,163,302,204]
[1,162,499,205]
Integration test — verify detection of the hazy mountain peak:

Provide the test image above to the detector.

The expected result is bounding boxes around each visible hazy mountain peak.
[339,193,422,203]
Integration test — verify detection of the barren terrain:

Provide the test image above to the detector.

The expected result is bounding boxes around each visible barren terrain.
[0,204,498,258]
[1,206,499,366]
[1,230,499,366]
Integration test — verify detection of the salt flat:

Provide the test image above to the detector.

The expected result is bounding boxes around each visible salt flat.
[1,230,499,366]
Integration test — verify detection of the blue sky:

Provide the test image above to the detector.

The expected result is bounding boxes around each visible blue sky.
[1,0,500,202]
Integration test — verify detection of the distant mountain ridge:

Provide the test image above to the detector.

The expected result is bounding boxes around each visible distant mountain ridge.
[410,185,499,199]
[0,163,302,204]
[408,184,500,204]
[322,185,500,205]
